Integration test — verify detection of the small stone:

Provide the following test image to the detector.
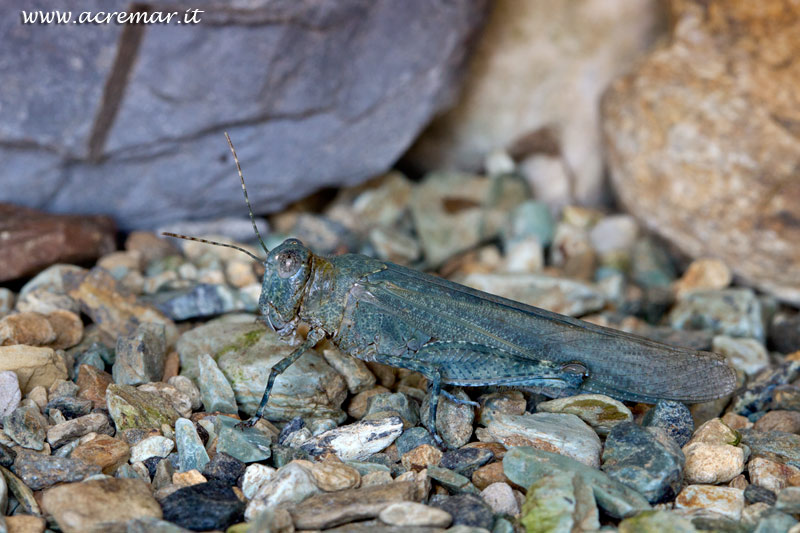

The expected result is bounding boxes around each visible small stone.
[503,447,650,519]
[311,460,361,491]
[673,259,732,298]
[4,405,46,450]
[675,485,744,521]
[740,429,800,469]
[175,418,209,472]
[395,427,437,456]
[202,452,246,485]
[683,441,744,484]
[713,336,769,377]
[769,385,800,412]
[160,480,245,531]
[130,435,174,463]
[471,462,512,492]
[45,310,83,350]
[618,510,697,533]
[440,447,494,478]
[242,463,276,499]
[481,482,519,516]
[503,236,544,273]
[365,392,419,429]
[777,486,800,514]
[152,458,174,490]
[299,417,403,461]
[536,393,632,436]
[745,484,777,506]
[0,443,16,468]
[137,382,192,418]
[126,232,178,263]
[70,434,130,474]
[47,412,113,448]
[669,288,765,342]
[749,456,800,493]
[197,353,237,414]
[214,415,272,463]
[4,515,47,533]
[688,418,739,446]
[322,345,376,394]
[379,501,452,527]
[245,461,321,521]
[106,384,181,431]
[731,361,800,417]
[172,469,207,487]
[485,412,602,467]
[362,470,393,487]
[755,510,799,533]
[45,395,92,419]
[742,502,773,528]
[347,387,391,420]
[478,391,526,425]
[113,323,166,386]
[0,288,13,315]
[420,388,474,449]
[602,423,685,504]
[41,478,161,533]
[754,411,800,433]
[401,444,443,472]
[0,312,56,346]
[26,385,47,411]
[0,345,68,393]
[167,375,202,411]
[427,465,478,494]
[431,493,495,530]
[728,473,749,490]
[589,215,639,256]
[75,364,113,409]
[0,371,21,419]
[12,452,102,490]
[642,401,695,447]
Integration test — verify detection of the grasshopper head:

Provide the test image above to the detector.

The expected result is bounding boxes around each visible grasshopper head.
[260,238,313,333]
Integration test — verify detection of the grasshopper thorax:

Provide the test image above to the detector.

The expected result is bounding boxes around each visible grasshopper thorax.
[259,238,314,333]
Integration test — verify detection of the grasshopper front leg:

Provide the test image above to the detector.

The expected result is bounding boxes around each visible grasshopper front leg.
[237,327,326,430]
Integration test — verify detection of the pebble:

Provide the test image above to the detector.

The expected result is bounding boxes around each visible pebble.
[480,482,519,516]
[432,493,494,530]
[602,423,685,503]
[0,288,13,315]
[366,392,419,429]
[776,486,800,514]
[175,418,209,472]
[46,395,92,420]
[504,200,556,248]
[484,412,602,467]
[0,312,56,346]
[362,470,394,487]
[631,237,676,289]
[503,447,650,519]
[713,336,769,377]
[105,383,181,431]
[683,441,745,484]
[0,345,68,394]
[689,418,740,446]
[347,386,391,419]
[201,453,245,486]
[299,417,403,461]
[673,258,732,297]
[748,456,800,492]
[4,405,47,450]
[12,452,101,490]
[642,400,695,447]
[440,447,494,478]
[289,480,415,530]
[112,323,166,386]
[167,375,202,411]
[242,463,276,499]
[755,510,799,533]
[669,288,765,342]
[401,444,443,472]
[172,469,207,487]
[245,461,320,521]
[151,283,256,320]
[26,385,47,411]
[322,345,376,394]
[731,361,800,417]
[130,435,175,462]
[4,515,47,533]
[310,460,361,491]
[176,320,346,420]
[675,485,744,521]
[503,236,544,273]
[41,478,162,533]
[471,462,512,492]
[549,222,596,281]
[536,393,633,436]
[753,410,800,433]
[740,429,800,469]
[70,434,130,474]
[215,415,272,463]
[617,510,697,533]
[137,382,192,418]
[421,388,475,449]
[75,364,113,408]
[45,310,83,350]
[520,471,600,532]
[396,427,437,456]
[428,465,478,494]
[478,391,526,424]
[46,412,113,448]
[0,371,21,419]
[160,480,245,531]
[589,215,639,256]
[196,353,238,414]
[0,443,15,468]
[379,501,452,527]
[745,484,777,506]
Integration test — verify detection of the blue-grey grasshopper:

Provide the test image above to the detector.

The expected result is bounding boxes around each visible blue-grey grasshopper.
[165,134,737,446]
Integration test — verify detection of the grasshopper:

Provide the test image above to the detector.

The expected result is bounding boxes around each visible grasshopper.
[165,134,737,446]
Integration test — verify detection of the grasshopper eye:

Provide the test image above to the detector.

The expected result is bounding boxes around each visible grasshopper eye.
[561,362,588,376]
[277,251,302,278]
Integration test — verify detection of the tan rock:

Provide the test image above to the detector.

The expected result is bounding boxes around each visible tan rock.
[45,310,83,350]
[0,345,68,394]
[754,411,800,434]
[5,515,46,533]
[683,442,745,484]
[70,434,131,474]
[42,478,161,533]
[310,461,361,491]
[673,259,732,297]
[687,418,739,446]
[172,469,207,487]
[603,0,800,304]
[125,232,178,263]
[75,364,113,409]
[721,412,752,431]
[401,444,443,472]
[362,470,394,487]
[0,313,56,346]
[379,501,452,528]
[675,485,744,521]
[749,456,800,492]
[346,386,390,419]
[472,461,514,491]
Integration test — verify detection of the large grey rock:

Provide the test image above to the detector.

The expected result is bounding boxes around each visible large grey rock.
[0,1,488,230]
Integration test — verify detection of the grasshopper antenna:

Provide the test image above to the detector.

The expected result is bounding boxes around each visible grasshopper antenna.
[225,132,269,256]
[161,233,262,262]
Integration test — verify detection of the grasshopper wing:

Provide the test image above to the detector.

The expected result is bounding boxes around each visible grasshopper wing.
[359,263,736,404]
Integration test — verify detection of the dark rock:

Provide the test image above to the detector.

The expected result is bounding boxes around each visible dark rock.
[770,312,800,355]
[0,443,16,468]
[143,457,160,479]
[12,452,101,490]
[160,480,245,531]
[745,484,777,506]
[270,444,310,468]
[202,452,245,485]
[739,429,800,469]
[3,405,47,450]
[278,416,306,446]
[395,427,436,456]
[642,401,694,447]
[731,361,800,417]
[431,493,493,530]
[0,1,489,230]
[46,396,93,420]
[601,422,684,503]
[113,322,167,386]
[439,447,494,478]
[150,284,255,321]
[0,204,116,282]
